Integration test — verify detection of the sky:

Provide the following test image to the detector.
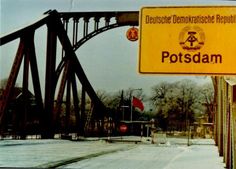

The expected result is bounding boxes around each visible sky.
[1,0,235,97]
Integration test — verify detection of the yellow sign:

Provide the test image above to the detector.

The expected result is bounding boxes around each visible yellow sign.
[139,6,236,75]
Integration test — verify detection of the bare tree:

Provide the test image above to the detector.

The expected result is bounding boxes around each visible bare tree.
[150,80,206,131]
[0,78,19,89]
[151,82,174,117]
[200,83,215,123]
[0,78,8,89]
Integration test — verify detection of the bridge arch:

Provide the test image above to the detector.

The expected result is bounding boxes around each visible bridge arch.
[54,11,138,137]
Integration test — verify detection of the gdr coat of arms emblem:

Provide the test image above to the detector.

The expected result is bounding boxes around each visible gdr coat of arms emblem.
[179,26,205,51]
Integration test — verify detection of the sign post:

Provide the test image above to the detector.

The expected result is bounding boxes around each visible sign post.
[139,6,236,75]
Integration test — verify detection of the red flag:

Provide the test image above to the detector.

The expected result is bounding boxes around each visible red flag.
[132,96,144,111]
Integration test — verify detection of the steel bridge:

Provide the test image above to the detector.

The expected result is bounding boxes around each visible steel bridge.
[0,10,138,138]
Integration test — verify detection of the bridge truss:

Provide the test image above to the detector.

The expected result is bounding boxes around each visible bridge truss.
[0,10,138,138]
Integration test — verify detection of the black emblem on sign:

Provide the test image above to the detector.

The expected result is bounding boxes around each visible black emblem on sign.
[179,26,205,51]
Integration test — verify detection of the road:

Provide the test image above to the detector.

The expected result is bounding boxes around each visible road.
[61,143,224,169]
[0,137,225,169]
[62,144,183,169]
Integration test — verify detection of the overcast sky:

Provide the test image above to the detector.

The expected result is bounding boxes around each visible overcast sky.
[1,0,235,96]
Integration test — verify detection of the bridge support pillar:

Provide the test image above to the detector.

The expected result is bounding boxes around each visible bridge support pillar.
[42,22,57,138]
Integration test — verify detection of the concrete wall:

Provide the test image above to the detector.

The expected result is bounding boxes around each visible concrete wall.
[232,86,236,169]
[215,77,236,169]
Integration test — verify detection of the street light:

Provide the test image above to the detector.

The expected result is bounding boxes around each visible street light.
[130,88,142,122]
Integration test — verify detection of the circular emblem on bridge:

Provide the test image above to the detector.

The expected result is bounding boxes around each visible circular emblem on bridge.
[126,27,138,41]
[179,26,205,51]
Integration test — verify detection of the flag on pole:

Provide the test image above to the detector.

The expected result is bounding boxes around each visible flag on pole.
[132,96,144,111]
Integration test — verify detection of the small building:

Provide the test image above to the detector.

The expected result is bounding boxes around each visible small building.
[0,87,40,138]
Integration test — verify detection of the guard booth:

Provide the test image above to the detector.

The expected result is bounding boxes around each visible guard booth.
[120,120,158,137]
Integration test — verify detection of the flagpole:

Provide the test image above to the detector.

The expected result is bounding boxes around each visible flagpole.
[130,96,133,122]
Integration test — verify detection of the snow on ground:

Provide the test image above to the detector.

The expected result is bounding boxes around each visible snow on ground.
[62,144,184,169]
[62,144,224,169]
[0,137,225,169]
[164,145,225,169]
[0,139,134,168]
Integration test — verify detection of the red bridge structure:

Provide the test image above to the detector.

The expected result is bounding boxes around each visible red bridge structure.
[0,10,138,139]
